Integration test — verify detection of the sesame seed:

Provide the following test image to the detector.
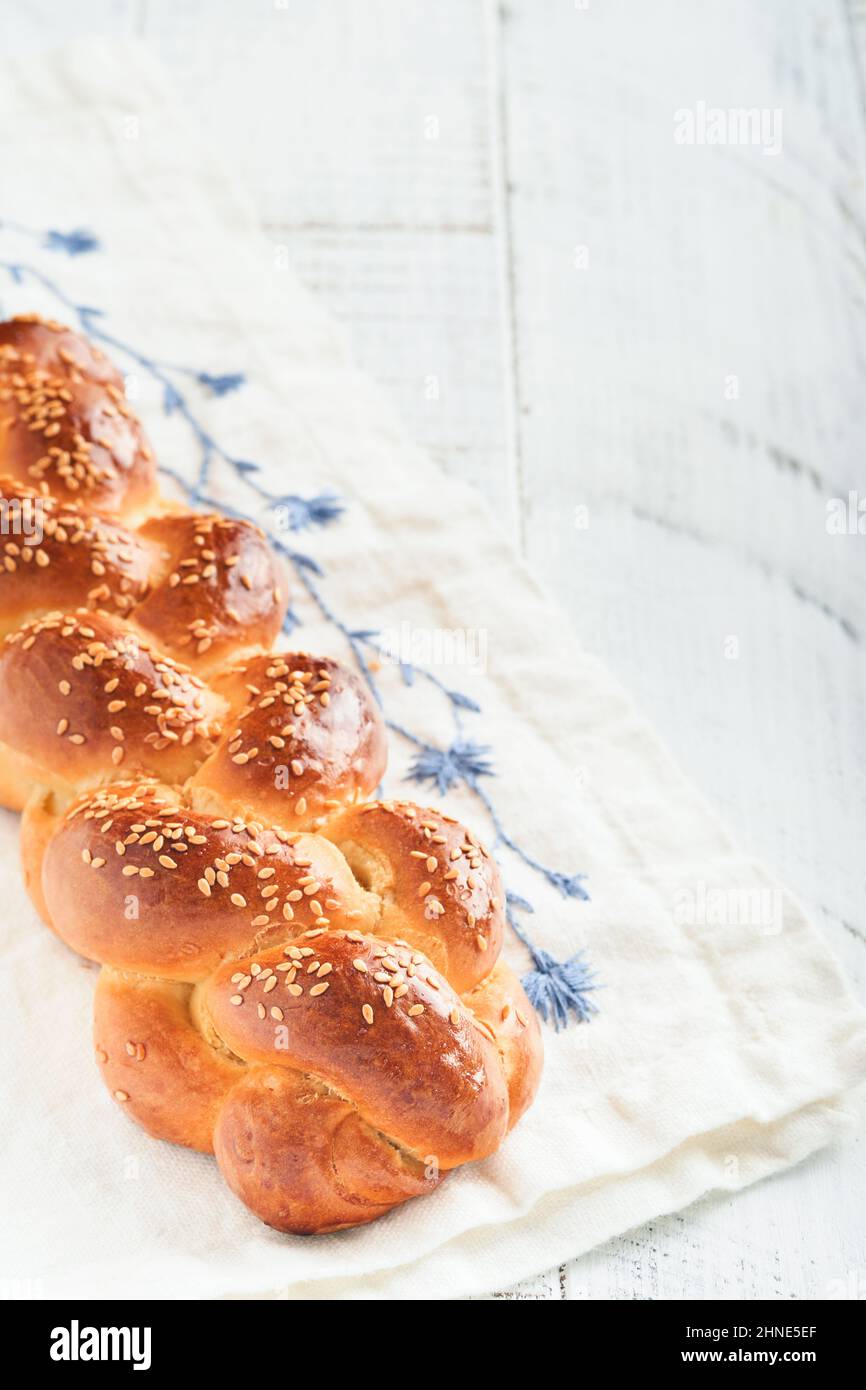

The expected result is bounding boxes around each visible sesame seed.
[362,1004,374,1025]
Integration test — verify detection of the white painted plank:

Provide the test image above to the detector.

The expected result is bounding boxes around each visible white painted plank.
[142,0,495,231]
[276,227,512,512]
[140,0,518,535]
[500,0,866,1299]
[0,0,138,51]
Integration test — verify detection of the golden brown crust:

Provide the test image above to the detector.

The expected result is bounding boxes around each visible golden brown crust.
[0,479,289,671]
[0,609,222,800]
[41,779,375,977]
[0,476,153,638]
[464,960,544,1130]
[0,316,157,518]
[190,652,387,830]
[132,511,288,673]
[37,776,542,1232]
[205,930,510,1168]
[325,799,505,993]
[94,969,242,1153]
[20,785,60,923]
[0,314,123,388]
[213,1067,438,1233]
[0,315,545,1237]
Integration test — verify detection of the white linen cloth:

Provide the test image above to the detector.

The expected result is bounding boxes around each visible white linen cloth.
[0,38,863,1301]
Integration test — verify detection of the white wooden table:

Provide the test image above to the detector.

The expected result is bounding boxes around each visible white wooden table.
[2,0,865,1300]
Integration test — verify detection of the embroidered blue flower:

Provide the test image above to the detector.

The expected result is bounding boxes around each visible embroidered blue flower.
[43,228,100,256]
[273,491,345,531]
[196,371,246,397]
[522,947,598,1029]
[407,740,494,796]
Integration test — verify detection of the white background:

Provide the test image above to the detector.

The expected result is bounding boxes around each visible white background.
[2,0,865,1300]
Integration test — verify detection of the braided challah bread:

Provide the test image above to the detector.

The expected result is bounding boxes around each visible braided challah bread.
[0,314,157,519]
[0,313,543,1234]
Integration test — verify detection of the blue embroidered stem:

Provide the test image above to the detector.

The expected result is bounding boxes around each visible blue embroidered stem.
[0,244,597,1026]
[505,893,598,1027]
[474,784,590,901]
